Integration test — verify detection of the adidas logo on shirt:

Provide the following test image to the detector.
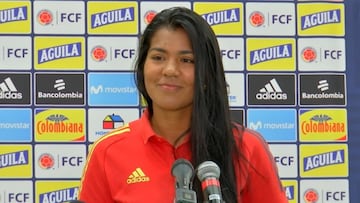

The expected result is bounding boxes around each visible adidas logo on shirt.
[256,78,287,100]
[127,168,150,184]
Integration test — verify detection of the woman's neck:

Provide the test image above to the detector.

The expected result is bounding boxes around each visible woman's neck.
[150,108,191,146]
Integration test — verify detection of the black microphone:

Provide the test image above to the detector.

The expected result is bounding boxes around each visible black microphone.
[171,158,197,203]
[196,161,224,203]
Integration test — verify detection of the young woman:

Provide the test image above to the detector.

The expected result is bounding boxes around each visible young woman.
[78,7,288,203]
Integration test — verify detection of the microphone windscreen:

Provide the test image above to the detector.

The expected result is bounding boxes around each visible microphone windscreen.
[196,161,221,181]
[171,158,194,189]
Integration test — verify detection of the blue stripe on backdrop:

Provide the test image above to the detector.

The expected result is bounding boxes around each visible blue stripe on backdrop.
[346,0,360,203]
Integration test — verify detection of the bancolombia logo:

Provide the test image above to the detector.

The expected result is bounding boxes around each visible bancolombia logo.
[0,73,31,105]
[35,73,85,105]
[299,74,346,106]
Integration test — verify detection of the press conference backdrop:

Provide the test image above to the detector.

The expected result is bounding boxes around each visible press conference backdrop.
[0,0,358,203]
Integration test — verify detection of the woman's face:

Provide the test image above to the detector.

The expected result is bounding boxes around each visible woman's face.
[144,27,195,112]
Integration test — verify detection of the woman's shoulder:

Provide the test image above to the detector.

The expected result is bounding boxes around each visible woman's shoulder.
[233,125,270,153]
[91,119,143,151]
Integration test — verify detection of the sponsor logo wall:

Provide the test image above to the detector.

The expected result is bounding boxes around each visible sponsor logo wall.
[0,0,351,203]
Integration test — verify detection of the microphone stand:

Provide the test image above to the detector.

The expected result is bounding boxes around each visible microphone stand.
[174,188,197,203]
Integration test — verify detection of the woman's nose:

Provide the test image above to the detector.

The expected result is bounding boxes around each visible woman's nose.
[162,60,179,76]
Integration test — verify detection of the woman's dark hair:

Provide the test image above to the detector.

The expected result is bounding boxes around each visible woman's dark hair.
[134,7,243,203]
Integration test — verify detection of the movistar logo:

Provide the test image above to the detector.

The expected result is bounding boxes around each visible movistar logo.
[91,7,135,28]
[303,149,344,171]
[250,44,292,65]
[202,8,240,26]
[301,9,341,30]
[0,6,27,24]
[38,42,82,64]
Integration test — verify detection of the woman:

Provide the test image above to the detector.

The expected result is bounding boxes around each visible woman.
[78,7,288,203]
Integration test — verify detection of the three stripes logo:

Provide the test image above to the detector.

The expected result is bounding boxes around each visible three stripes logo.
[127,168,150,184]
[0,77,22,99]
[0,77,17,92]
[256,78,287,100]
[248,74,295,106]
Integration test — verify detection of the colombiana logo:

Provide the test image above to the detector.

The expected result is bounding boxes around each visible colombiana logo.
[36,114,84,135]
[249,11,265,27]
[37,9,53,25]
[301,114,345,135]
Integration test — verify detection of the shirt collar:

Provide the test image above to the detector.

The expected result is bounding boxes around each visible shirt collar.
[140,109,157,144]
[139,109,191,146]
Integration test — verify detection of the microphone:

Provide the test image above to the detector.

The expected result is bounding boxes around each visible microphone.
[171,158,197,203]
[196,161,224,203]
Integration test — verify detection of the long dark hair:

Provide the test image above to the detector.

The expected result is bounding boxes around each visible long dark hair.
[134,7,243,203]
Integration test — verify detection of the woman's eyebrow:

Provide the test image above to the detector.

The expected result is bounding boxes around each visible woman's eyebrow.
[148,47,193,55]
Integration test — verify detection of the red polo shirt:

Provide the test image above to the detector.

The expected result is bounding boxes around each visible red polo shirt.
[78,110,288,203]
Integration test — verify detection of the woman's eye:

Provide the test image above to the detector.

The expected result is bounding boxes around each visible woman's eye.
[181,58,194,63]
[151,55,164,61]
